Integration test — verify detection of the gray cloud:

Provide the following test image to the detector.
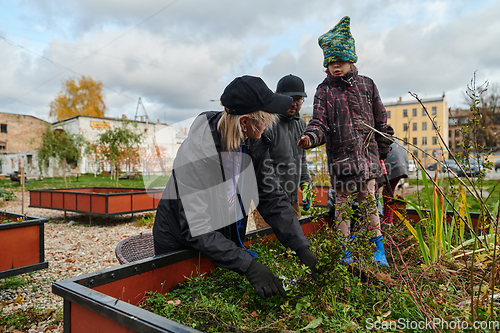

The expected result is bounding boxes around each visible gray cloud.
[1,0,499,125]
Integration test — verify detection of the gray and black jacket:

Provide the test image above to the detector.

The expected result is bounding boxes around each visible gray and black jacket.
[263,113,311,204]
[153,111,310,275]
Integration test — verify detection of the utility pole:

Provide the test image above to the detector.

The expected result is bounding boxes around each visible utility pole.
[135,97,149,122]
[134,97,165,175]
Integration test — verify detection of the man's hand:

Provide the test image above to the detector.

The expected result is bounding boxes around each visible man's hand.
[245,260,287,300]
[298,136,311,149]
[296,247,318,280]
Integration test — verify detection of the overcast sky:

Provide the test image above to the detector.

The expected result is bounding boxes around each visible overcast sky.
[0,0,498,130]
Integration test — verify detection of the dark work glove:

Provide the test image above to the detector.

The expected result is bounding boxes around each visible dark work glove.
[296,246,318,280]
[303,198,311,211]
[380,152,388,160]
[245,260,286,300]
[301,183,312,211]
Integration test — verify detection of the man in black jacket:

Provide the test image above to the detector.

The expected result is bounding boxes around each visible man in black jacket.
[153,76,317,300]
[253,74,312,229]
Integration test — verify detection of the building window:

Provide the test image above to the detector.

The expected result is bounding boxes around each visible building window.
[432,106,437,115]
[403,109,408,117]
[412,108,417,117]
[455,129,460,137]
[413,137,417,145]
[414,151,418,158]
[0,124,7,133]
[422,108,426,116]
[422,137,427,145]
[387,110,391,119]
[432,122,437,130]
[0,142,5,150]
[448,130,452,137]
[432,136,438,145]
[422,122,427,131]
[403,123,408,132]
[27,154,33,165]
[412,123,417,131]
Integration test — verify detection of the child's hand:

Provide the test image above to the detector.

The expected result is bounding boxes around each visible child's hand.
[298,136,311,149]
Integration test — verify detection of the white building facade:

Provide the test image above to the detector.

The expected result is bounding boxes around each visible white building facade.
[50,115,177,177]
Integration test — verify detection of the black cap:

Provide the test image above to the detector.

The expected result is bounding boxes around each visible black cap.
[220,75,293,115]
[276,74,307,97]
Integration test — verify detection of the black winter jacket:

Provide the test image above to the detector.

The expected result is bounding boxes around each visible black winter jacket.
[153,111,310,275]
[263,113,311,203]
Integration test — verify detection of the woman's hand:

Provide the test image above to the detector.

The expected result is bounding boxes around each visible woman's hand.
[298,136,311,149]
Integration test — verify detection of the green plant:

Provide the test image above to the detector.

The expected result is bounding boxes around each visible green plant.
[0,188,16,202]
[391,75,500,331]
[0,306,57,331]
[37,124,87,188]
[139,213,155,227]
[95,120,143,187]
[0,276,29,291]
[0,215,25,224]
[395,166,459,267]
[139,226,444,332]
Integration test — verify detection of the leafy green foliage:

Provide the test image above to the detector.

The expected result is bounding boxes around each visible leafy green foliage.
[0,188,16,201]
[0,306,58,331]
[0,276,29,291]
[93,121,143,186]
[37,125,86,187]
[139,227,463,332]
[139,213,155,227]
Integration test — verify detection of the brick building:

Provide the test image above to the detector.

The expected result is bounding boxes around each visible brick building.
[0,112,49,176]
[449,108,500,160]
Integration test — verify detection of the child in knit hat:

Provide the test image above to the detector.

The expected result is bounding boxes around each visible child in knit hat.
[298,16,392,267]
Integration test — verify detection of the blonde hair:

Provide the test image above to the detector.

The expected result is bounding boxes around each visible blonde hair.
[217,110,277,151]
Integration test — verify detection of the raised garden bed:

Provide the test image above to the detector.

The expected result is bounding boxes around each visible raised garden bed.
[29,187,164,217]
[51,215,325,333]
[0,212,48,279]
[51,205,483,332]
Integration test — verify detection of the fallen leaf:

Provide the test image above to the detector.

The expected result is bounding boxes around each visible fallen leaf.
[167,299,181,306]
[14,295,24,305]
[375,272,395,285]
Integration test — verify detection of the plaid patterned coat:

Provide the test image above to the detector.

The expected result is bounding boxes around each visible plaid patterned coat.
[303,69,391,190]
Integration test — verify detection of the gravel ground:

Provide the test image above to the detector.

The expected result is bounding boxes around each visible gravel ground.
[0,190,258,333]
[0,191,154,333]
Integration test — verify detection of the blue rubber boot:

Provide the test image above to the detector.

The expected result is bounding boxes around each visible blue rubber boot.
[369,235,389,267]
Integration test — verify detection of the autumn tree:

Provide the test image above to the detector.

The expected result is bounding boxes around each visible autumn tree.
[96,121,143,186]
[37,126,86,187]
[464,82,500,150]
[49,76,106,120]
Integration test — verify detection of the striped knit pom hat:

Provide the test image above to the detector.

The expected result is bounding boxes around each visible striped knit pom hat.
[318,16,358,67]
